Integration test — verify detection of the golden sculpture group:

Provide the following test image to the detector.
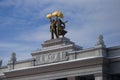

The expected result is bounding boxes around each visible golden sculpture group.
[46,11,67,39]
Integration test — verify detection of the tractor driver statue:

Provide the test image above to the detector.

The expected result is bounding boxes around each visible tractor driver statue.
[46,11,67,39]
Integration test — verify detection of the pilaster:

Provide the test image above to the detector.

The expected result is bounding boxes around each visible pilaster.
[67,76,76,80]
[95,73,107,80]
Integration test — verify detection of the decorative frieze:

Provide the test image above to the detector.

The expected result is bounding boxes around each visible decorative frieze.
[35,51,68,65]
[32,37,81,65]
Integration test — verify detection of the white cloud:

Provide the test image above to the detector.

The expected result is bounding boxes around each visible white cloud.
[16,24,51,42]
[0,0,15,7]
[0,42,37,65]
[0,0,120,65]
[14,0,120,47]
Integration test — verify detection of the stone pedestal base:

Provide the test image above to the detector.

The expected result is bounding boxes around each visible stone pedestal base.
[31,37,82,65]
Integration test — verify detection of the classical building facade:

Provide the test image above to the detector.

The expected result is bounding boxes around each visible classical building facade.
[0,36,120,80]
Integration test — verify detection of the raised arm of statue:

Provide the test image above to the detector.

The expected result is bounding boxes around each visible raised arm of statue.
[46,11,68,39]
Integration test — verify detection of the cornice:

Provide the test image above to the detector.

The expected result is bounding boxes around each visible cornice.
[32,45,74,56]
[4,57,105,78]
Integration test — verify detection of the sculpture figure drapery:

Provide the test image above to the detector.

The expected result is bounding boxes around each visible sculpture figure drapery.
[46,11,67,39]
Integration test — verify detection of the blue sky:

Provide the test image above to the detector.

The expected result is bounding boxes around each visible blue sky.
[0,0,120,65]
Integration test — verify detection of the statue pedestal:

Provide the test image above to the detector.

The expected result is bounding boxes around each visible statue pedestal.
[31,37,82,65]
